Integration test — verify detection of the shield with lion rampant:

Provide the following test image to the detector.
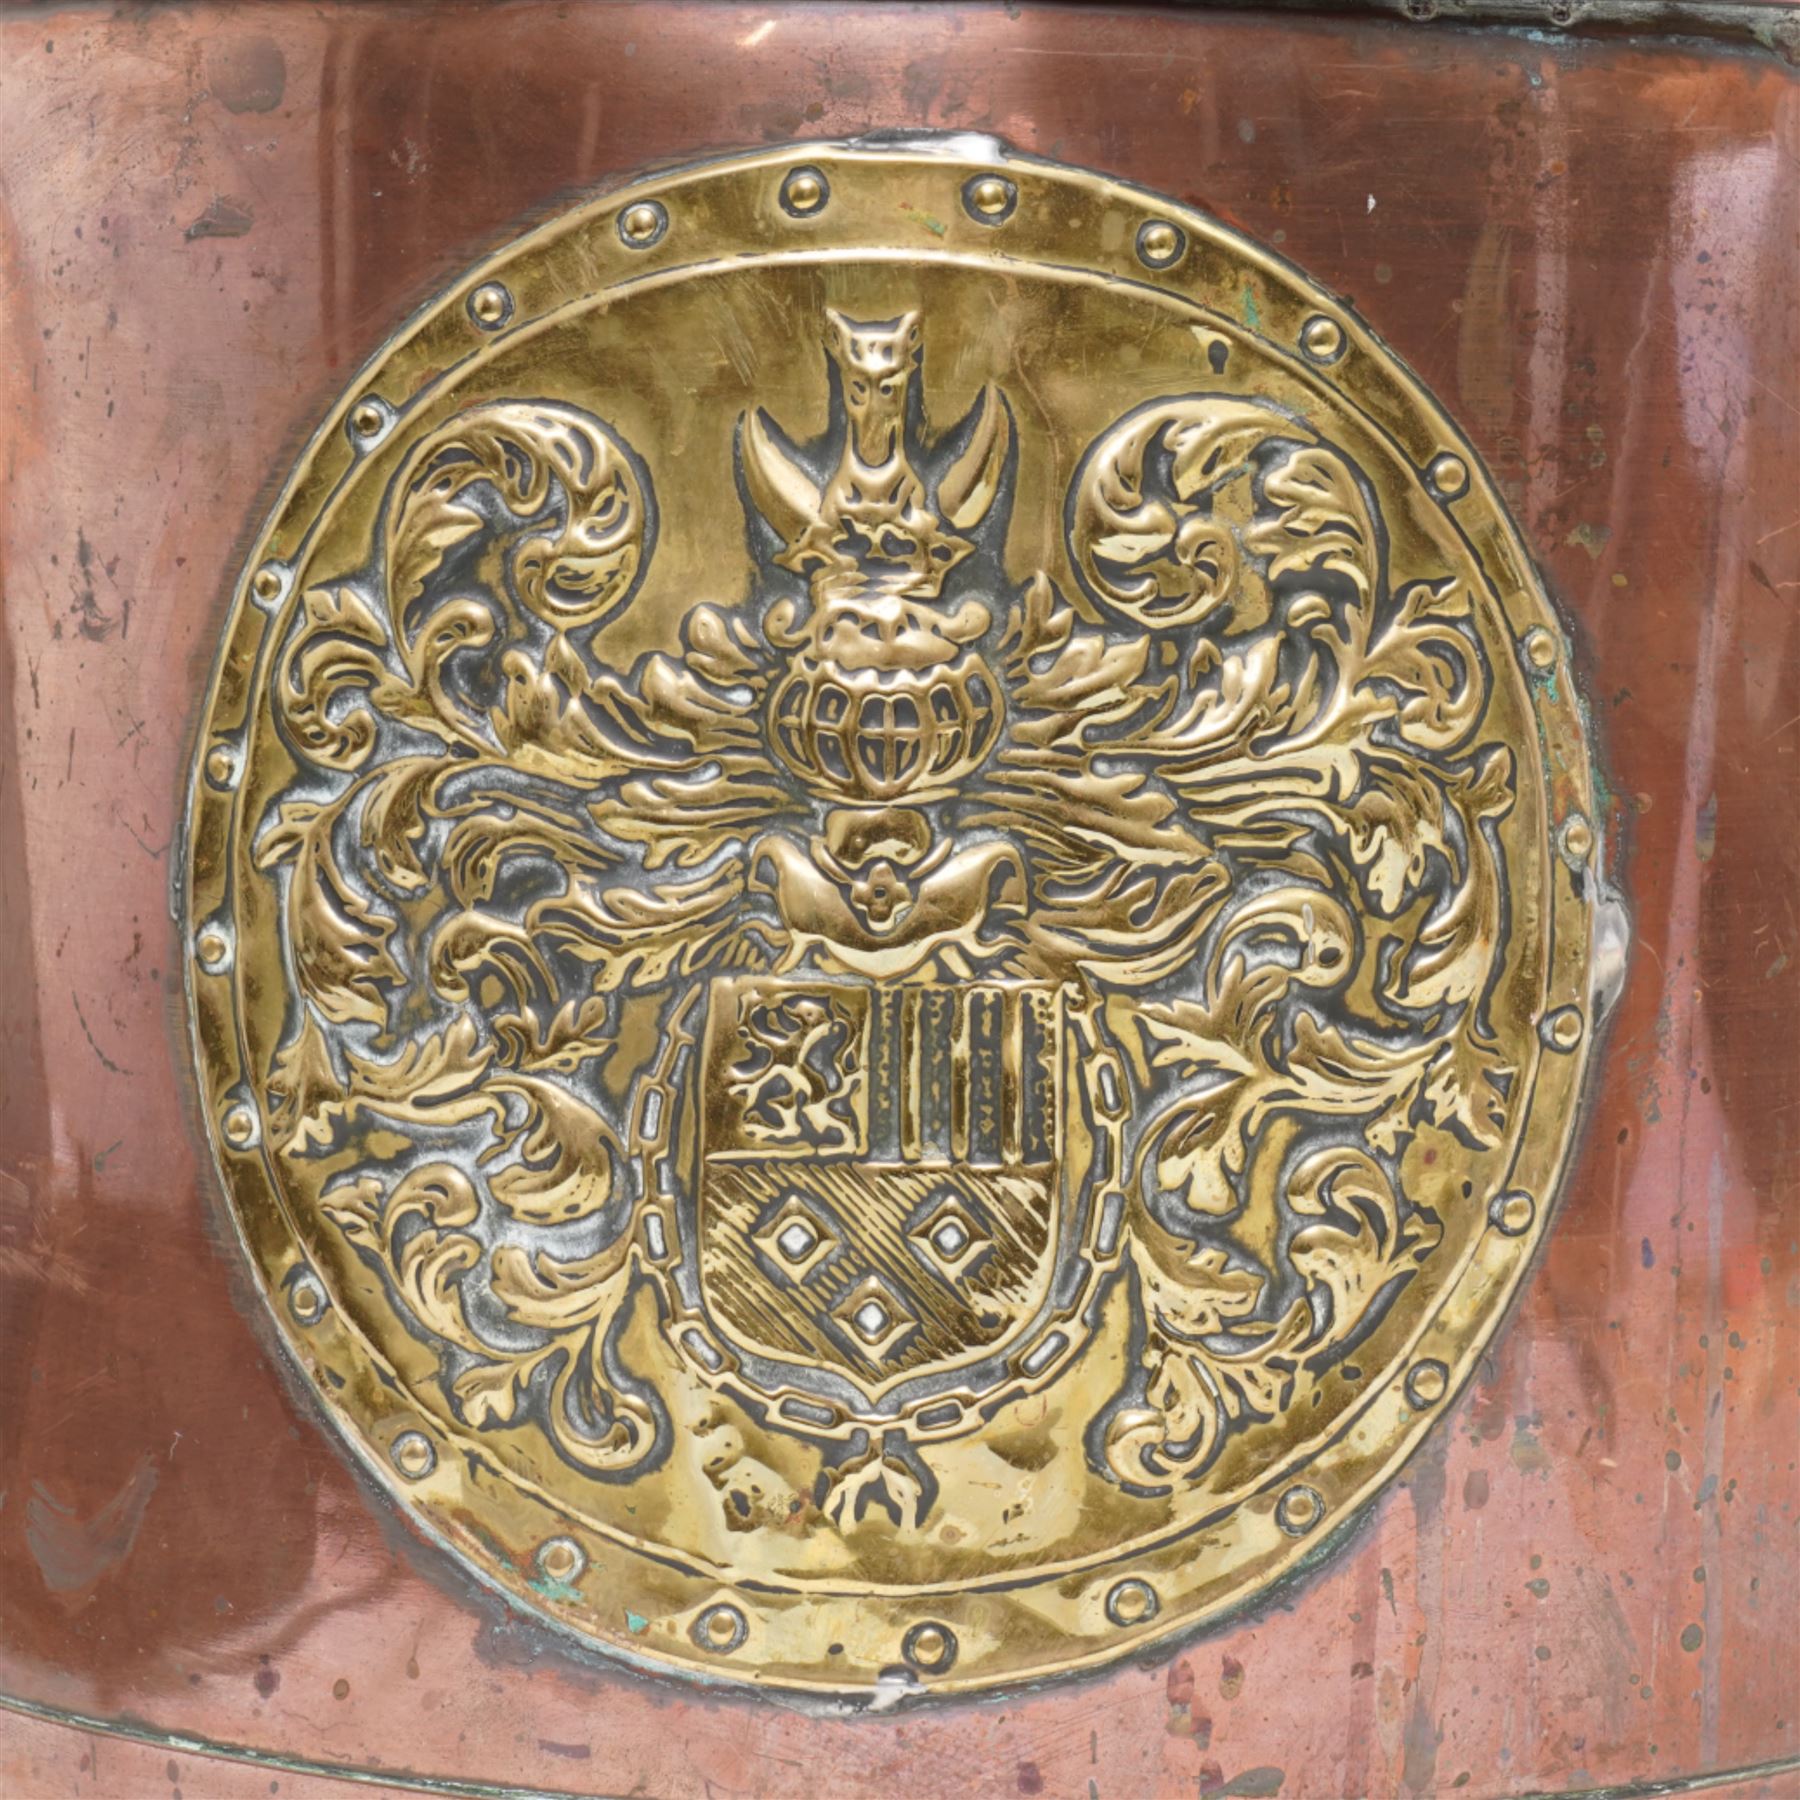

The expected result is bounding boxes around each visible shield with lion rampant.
[690,975,1065,1406]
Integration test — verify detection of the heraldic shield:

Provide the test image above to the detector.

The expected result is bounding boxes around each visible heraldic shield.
[694,975,1066,1408]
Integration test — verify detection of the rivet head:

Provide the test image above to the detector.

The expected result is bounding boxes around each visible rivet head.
[250,564,283,604]
[965,175,1017,222]
[221,1104,258,1149]
[468,282,512,328]
[1405,1359,1449,1408]
[350,400,385,439]
[288,1273,327,1325]
[204,744,237,788]
[1105,1578,1160,1627]
[1276,1484,1325,1536]
[195,926,231,972]
[391,1431,436,1480]
[1428,452,1469,498]
[692,1602,747,1653]
[1523,626,1560,671]
[619,201,667,247]
[1489,1189,1537,1236]
[1561,814,1594,861]
[1300,315,1345,363]
[781,167,827,215]
[537,1537,586,1584]
[1137,220,1185,268]
[901,1620,958,1673]
[1543,1006,1585,1051]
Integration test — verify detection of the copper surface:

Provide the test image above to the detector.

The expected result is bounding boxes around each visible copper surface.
[0,2,1794,1794]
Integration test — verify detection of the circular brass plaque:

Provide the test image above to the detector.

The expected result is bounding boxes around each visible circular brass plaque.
[185,140,1608,1695]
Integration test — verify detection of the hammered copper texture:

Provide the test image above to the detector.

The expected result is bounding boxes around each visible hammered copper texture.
[0,5,1794,1797]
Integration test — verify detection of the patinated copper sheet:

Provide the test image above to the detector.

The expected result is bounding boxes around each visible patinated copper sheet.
[1,4,1795,1795]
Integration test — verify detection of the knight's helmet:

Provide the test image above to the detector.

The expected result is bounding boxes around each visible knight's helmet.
[739,310,1013,807]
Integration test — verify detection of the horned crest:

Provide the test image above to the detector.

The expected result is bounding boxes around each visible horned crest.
[738,309,1013,601]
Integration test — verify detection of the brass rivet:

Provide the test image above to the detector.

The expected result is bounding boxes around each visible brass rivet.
[468,282,511,328]
[196,926,230,971]
[1300,315,1345,363]
[350,401,385,438]
[1489,1189,1537,1236]
[222,1104,258,1149]
[1562,814,1594,861]
[1275,1484,1325,1536]
[901,1620,958,1673]
[537,1537,586,1584]
[204,744,237,788]
[1523,627,1560,671]
[1429,452,1469,498]
[1405,1359,1449,1408]
[965,175,1016,222]
[1137,220,1185,268]
[692,1603,747,1653]
[1543,1006,1585,1052]
[250,565,283,604]
[619,202,666,247]
[391,1431,436,1480]
[782,168,827,215]
[288,1274,326,1325]
[1105,1578,1159,1627]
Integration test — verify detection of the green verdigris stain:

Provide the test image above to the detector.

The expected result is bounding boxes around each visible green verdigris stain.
[896,201,948,238]
[461,1521,516,1574]
[1242,284,1262,329]
[625,1609,648,1634]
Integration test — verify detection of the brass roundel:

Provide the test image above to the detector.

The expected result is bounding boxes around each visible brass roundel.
[183,139,1612,1697]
